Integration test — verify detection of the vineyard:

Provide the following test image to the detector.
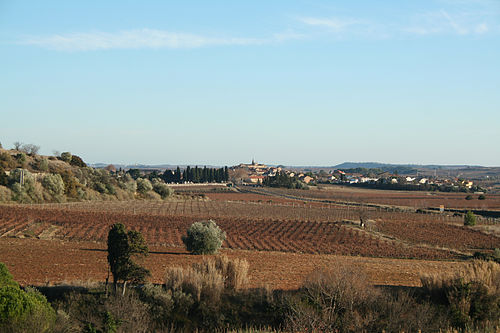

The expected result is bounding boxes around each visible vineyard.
[1,199,498,260]
[256,185,500,210]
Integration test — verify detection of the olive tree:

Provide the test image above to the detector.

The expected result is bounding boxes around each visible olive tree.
[107,223,150,295]
[41,173,65,200]
[182,220,226,255]
[136,178,153,195]
[152,182,174,199]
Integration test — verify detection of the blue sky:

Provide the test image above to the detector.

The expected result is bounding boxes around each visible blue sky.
[1,0,499,166]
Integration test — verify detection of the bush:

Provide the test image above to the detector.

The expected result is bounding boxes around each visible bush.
[37,158,49,172]
[465,195,473,200]
[478,194,486,200]
[420,260,500,329]
[0,263,56,332]
[60,152,72,163]
[464,211,476,226]
[9,169,43,203]
[182,220,226,255]
[0,186,12,202]
[41,173,65,200]
[136,178,153,195]
[0,153,16,169]
[69,154,87,167]
[152,182,174,199]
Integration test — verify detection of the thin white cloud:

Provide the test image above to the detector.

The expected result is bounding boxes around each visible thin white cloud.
[474,23,489,33]
[298,17,364,32]
[405,10,493,36]
[20,28,299,51]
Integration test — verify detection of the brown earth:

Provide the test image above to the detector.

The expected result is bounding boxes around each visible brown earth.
[0,238,465,290]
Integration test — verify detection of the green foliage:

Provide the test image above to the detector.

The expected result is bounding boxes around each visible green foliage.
[60,152,72,163]
[41,173,65,199]
[15,153,26,167]
[0,263,18,289]
[152,182,173,199]
[182,220,226,255]
[69,154,87,167]
[37,158,49,172]
[126,169,141,180]
[465,195,473,200]
[0,263,55,332]
[263,171,307,189]
[0,152,16,169]
[478,194,486,200]
[60,170,80,198]
[0,167,8,186]
[464,211,476,226]
[136,178,152,195]
[9,169,43,203]
[107,224,150,293]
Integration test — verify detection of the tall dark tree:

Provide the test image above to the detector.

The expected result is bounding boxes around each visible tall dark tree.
[175,166,182,182]
[107,223,150,295]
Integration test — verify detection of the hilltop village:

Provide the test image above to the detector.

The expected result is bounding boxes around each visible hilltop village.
[231,160,484,193]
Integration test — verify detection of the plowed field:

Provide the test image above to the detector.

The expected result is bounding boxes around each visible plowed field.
[0,205,457,259]
[0,238,465,290]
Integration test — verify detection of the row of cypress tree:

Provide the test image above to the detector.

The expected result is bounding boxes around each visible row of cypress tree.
[162,166,229,183]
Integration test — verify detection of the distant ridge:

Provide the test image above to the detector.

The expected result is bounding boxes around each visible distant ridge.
[333,162,483,170]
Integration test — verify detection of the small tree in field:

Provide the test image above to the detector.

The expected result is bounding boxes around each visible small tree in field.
[182,220,226,255]
[107,224,150,295]
[464,211,476,226]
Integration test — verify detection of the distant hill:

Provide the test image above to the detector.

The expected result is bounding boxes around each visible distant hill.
[334,162,481,171]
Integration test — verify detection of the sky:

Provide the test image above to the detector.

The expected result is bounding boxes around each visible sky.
[1,0,499,166]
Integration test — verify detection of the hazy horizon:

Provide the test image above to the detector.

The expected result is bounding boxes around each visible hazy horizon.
[1,1,499,166]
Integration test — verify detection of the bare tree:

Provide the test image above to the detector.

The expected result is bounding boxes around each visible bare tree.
[20,144,40,155]
[13,141,23,150]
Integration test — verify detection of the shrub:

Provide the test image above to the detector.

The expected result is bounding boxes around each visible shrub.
[15,153,26,167]
[478,194,486,200]
[136,178,153,195]
[182,220,226,255]
[464,211,476,226]
[164,256,248,303]
[420,260,500,329]
[41,173,65,199]
[0,186,12,202]
[0,263,56,332]
[0,167,8,186]
[69,154,87,167]
[164,265,224,304]
[0,153,16,169]
[287,265,376,332]
[152,182,174,199]
[60,152,72,163]
[465,195,473,200]
[9,169,43,203]
[37,158,49,172]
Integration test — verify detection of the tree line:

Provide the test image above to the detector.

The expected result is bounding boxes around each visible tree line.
[161,166,229,183]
